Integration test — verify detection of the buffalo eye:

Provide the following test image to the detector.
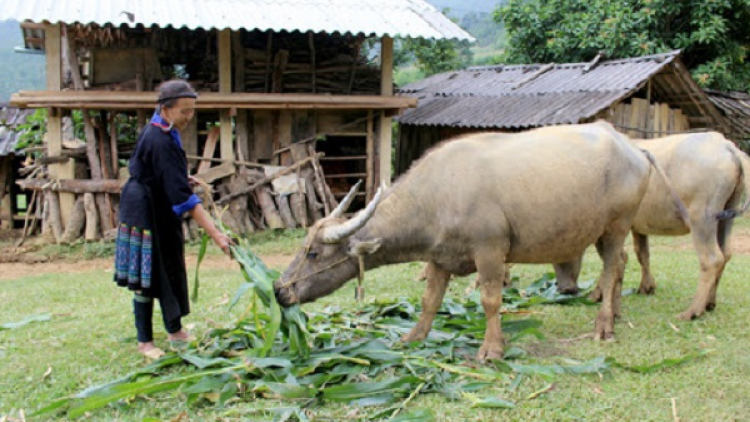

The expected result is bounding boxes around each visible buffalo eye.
[307,251,319,259]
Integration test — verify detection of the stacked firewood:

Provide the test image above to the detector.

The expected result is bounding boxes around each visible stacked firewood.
[183,143,338,241]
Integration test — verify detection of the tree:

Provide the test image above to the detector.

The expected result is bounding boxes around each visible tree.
[400,37,474,76]
[496,0,750,92]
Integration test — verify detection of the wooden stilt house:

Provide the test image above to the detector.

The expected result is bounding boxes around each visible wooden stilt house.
[0,0,473,242]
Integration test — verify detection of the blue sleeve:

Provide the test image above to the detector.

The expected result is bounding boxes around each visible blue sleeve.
[151,138,202,216]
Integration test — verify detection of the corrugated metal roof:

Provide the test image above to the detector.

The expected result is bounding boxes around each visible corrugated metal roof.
[398,51,680,129]
[0,104,34,156]
[400,92,626,129]
[1,0,474,41]
[705,89,750,141]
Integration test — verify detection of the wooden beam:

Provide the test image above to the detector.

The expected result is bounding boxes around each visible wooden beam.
[379,35,394,187]
[11,91,418,110]
[18,178,124,194]
[218,29,234,160]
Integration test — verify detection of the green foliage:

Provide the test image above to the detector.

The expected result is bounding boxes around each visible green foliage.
[34,248,711,420]
[459,11,506,48]
[14,108,47,150]
[496,0,750,92]
[400,37,475,77]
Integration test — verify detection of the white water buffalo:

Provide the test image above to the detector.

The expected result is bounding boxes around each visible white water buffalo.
[555,132,750,320]
[274,121,686,361]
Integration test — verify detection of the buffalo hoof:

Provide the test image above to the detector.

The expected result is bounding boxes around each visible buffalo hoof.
[637,282,656,295]
[476,343,504,362]
[589,287,603,302]
[557,285,580,295]
[677,307,705,321]
[401,328,429,343]
[594,314,615,341]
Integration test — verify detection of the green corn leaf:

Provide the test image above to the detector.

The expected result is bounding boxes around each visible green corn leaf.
[192,232,210,303]
[608,349,712,373]
[0,313,51,330]
[322,376,421,402]
[31,397,72,417]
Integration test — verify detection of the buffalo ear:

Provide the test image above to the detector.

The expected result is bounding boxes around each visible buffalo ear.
[349,239,381,256]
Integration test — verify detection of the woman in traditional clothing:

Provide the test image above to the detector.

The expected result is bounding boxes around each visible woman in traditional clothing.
[114,80,231,359]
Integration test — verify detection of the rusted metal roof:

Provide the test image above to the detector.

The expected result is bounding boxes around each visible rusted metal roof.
[398,51,682,129]
[1,0,473,53]
[0,104,34,156]
[705,89,750,142]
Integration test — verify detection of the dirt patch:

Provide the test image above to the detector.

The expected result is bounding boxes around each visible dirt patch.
[727,227,750,254]
[0,252,294,281]
[656,225,750,254]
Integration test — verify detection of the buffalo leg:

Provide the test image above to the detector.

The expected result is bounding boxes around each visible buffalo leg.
[475,250,507,361]
[554,257,582,295]
[678,217,725,320]
[401,262,450,343]
[594,226,628,341]
[708,217,734,311]
[588,241,628,303]
[633,231,657,295]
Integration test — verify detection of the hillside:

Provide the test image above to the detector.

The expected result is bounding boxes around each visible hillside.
[427,0,502,15]
[0,20,45,102]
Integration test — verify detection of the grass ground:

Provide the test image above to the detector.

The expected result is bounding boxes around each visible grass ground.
[1,221,749,421]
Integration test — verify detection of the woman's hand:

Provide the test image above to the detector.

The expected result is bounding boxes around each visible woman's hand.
[188,175,200,188]
[211,231,233,256]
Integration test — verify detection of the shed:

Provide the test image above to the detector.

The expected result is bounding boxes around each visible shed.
[705,89,750,147]
[395,51,729,175]
[0,104,35,229]
[0,0,473,241]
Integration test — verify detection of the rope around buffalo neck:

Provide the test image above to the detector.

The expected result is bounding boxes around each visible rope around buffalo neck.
[278,224,365,303]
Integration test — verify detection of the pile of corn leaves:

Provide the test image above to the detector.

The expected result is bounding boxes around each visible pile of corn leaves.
[36,236,708,421]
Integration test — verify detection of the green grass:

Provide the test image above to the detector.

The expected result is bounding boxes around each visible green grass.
[1,223,750,421]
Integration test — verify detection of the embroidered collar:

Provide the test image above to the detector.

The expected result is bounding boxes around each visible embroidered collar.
[150,112,182,148]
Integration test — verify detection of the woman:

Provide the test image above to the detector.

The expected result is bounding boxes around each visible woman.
[114,79,231,359]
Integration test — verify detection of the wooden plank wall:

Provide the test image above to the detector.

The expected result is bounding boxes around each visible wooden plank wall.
[606,99,690,139]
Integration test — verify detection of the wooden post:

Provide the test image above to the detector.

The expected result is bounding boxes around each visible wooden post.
[233,31,249,162]
[84,193,99,240]
[135,51,146,129]
[218,29,234,160]
[109,111,119,176]
[644,80,652,139]
[65,27,113,233]
[264,32,273,93]
[182,111,199,167]
[379,35,394,187]
[308,32,316,94]
[366,110,375,202]
[60,195,85,243]
[46,23,76,226]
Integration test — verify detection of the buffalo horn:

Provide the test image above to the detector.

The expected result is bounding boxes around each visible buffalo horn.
[329,180,363,219]
[321,181,386,243]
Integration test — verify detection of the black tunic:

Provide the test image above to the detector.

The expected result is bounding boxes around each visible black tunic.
[116,119,201,322]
